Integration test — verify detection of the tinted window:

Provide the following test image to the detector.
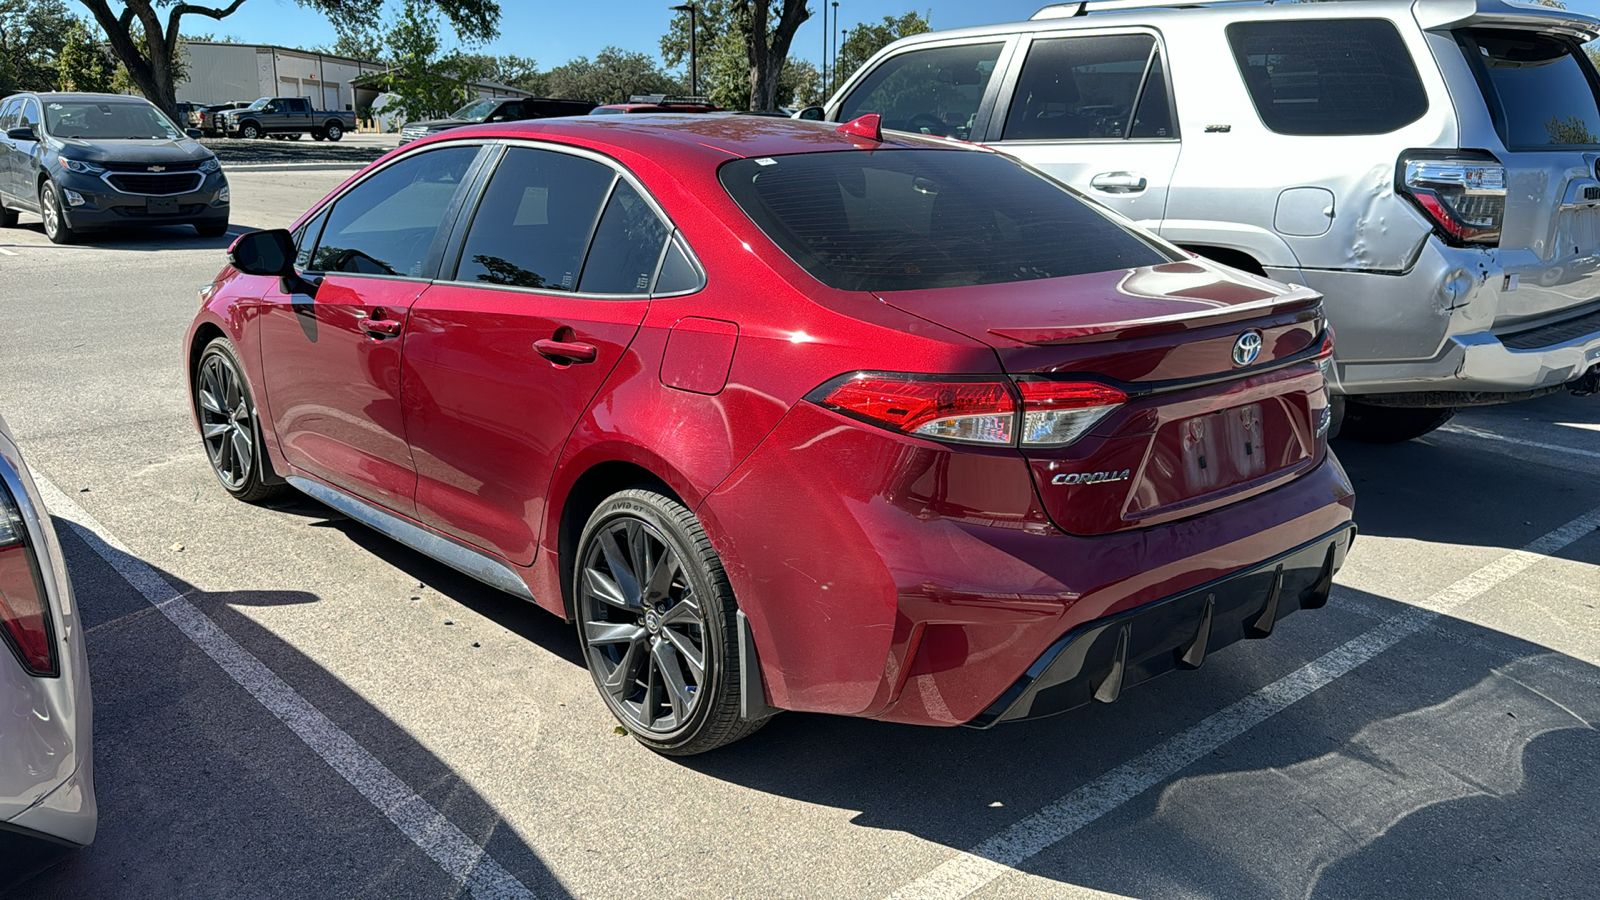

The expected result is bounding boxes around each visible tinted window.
[1228,19,1428,136]
[0,98,18,130]
[310,145,477,278]
[1130,52,1173,139]
[1004,35,1161,141]
[1461,30,1600,149]
[578,181,668,294]
[454,146,615,291]
[720,149,1174,292]
[654,238,701,294]
[839,42,1003,141]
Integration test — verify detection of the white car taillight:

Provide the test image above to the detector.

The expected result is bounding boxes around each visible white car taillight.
[1400,154,1506,246]
[0,479,55,677]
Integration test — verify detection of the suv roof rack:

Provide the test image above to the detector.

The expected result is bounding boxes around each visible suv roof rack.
[1032,0,1278,18]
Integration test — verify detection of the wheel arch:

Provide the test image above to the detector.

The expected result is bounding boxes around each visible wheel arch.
[553,458,681,621]
[1180,244,1269,277]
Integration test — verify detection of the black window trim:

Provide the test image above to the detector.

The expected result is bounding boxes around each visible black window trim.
[435,137,706,300]
[996,28,1180,145]
[296,139,495,285]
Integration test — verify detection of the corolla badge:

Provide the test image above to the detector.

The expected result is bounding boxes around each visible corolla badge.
[1052,469,1131,486]
[1232,330,1264,367]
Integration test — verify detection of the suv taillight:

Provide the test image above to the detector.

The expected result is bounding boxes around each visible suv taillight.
[0,480,56,677]
[1399,152,1506,246]
[812,374,1126,448]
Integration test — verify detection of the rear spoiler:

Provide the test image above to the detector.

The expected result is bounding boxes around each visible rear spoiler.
[1414,0,1600,42]
[988,288,1322,346]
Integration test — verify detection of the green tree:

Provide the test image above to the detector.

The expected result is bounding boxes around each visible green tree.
[543,46,681,105]
[381,0,488,121]
[55,17,110,91]
[834,11,929,90]
[316,26,385,62]
[69,0,500,120]
[659,0,808,111]
[459,52,543,93]
[0,0,74,93]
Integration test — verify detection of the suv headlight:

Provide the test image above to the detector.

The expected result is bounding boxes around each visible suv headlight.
[199,157,221,174]
[58,157,104,175]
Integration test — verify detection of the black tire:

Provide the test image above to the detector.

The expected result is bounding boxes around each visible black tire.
[240,122,261,140]
[575,488,765,755]
[323,122,343,141]
[38,182,74,245]
[194,337,286,503]
[311,130,326,141]
[0,205,17,228]
[195,222,229,238]
[284,133,302,141]
[1336,399,1458,444]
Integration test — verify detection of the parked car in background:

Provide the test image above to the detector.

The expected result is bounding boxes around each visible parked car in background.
[194,101,250,137]
[189,114,1354,755]
[398,97,598,145]
[0,413,96,874]
[219,97,355,141]
[814,0,1600,442]
[589,94,722,114]
[0,92,229,243]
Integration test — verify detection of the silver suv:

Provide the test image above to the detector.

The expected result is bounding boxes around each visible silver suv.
[812,0,1600,441]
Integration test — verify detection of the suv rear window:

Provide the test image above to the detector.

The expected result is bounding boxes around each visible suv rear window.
[719,149,1174,292]
[1458,29,1600,149]
[1227,19,1428,136]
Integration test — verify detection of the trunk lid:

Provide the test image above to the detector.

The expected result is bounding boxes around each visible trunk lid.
[877,261,1330,536]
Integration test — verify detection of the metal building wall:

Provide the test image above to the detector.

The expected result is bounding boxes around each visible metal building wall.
[176,44,263,105]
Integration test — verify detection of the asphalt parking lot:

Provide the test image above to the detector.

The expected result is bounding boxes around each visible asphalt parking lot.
[1,166,1597,899]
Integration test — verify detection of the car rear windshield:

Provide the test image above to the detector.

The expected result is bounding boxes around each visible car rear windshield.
[1227,19,1428,136]
[718,149,1174,292]
[1458,29,1600,149]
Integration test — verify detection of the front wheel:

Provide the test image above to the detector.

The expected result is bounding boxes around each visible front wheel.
[323,122,343,141]
[39,182,74,244]
[194,338,286,503]
[1336,400,1458,444]
[575,488,765,755]
[240,123,261,140]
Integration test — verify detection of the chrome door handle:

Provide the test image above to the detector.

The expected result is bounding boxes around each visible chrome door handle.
[1089,172,1148,193]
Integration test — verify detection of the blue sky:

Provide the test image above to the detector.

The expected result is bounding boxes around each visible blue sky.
[181,0,1063,69]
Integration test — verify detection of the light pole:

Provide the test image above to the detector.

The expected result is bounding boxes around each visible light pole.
[671,3,698,96]
[821,1,828,101]
[832,2,840,93]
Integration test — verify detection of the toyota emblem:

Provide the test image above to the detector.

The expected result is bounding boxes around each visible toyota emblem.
[1232,330,1264,367]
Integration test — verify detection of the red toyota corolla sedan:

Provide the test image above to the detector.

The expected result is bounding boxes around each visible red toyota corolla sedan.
[186,114,1355,754]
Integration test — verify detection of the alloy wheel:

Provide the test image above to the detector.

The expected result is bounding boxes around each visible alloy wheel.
[41,186,60,240]
[196,351,256,490]
[579,516,708,736]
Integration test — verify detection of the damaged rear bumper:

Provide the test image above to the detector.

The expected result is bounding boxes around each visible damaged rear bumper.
[966,523,1356,729]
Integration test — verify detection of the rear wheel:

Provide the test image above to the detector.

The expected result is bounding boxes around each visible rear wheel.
[194,337,286,503]
[575,488,764,755]
[1336,400,1458,444]
[323,122,343,141]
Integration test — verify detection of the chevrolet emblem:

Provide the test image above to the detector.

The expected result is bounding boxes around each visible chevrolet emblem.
[147,165,165,173]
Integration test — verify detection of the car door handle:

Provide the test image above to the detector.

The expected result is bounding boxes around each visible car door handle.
[534,338,598,364]
[1089,172,1148,193]
[359,311,402,338]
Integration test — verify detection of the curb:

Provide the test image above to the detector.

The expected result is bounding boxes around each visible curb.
[222,162,371,173]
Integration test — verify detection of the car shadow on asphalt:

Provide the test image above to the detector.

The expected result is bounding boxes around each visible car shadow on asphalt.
[5,221,237,252]
[16,521,575,900]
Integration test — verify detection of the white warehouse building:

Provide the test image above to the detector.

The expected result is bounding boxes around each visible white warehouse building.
[177,42,532,118]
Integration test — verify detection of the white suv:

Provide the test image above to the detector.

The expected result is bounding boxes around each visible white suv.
[811,0,1600,441]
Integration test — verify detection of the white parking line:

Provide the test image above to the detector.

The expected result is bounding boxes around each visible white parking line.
[0,247,17,256]
[885,504,1600,900]
[1439,423,1600,460]
[35,477,537,900]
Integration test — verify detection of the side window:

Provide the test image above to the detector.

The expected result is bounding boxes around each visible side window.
[577,181,669,294]
[1002,35,1161,141]
[453,146,615,291]
[838,42,1004,140]
[0,99,18,131]
[293,99,310,113]
[293,206,331,271]
[310,145,478,277]
[1227,19,1428,136]
[653,237,702,294]
[1129,52,1173,138]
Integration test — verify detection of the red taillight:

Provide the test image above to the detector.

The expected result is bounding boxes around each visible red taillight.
[1399,154,1505,246]
[0,483,56,677]
[819,377,1017,445]
[813,374,1125,447]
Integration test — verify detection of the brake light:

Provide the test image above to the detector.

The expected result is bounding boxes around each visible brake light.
[818,377,1016,445]
[813,374,1125,447]
[1399,154,1505,246]
[1015,381,1127,446]
[0,480,55,677]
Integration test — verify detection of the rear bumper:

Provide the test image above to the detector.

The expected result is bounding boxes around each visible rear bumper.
[967,523,1354,728]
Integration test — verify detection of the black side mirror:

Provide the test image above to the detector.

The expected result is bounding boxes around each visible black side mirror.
[796,107,826,121]
[185,127,203,139]
[6,125,36,141]
[228,229,295,276]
